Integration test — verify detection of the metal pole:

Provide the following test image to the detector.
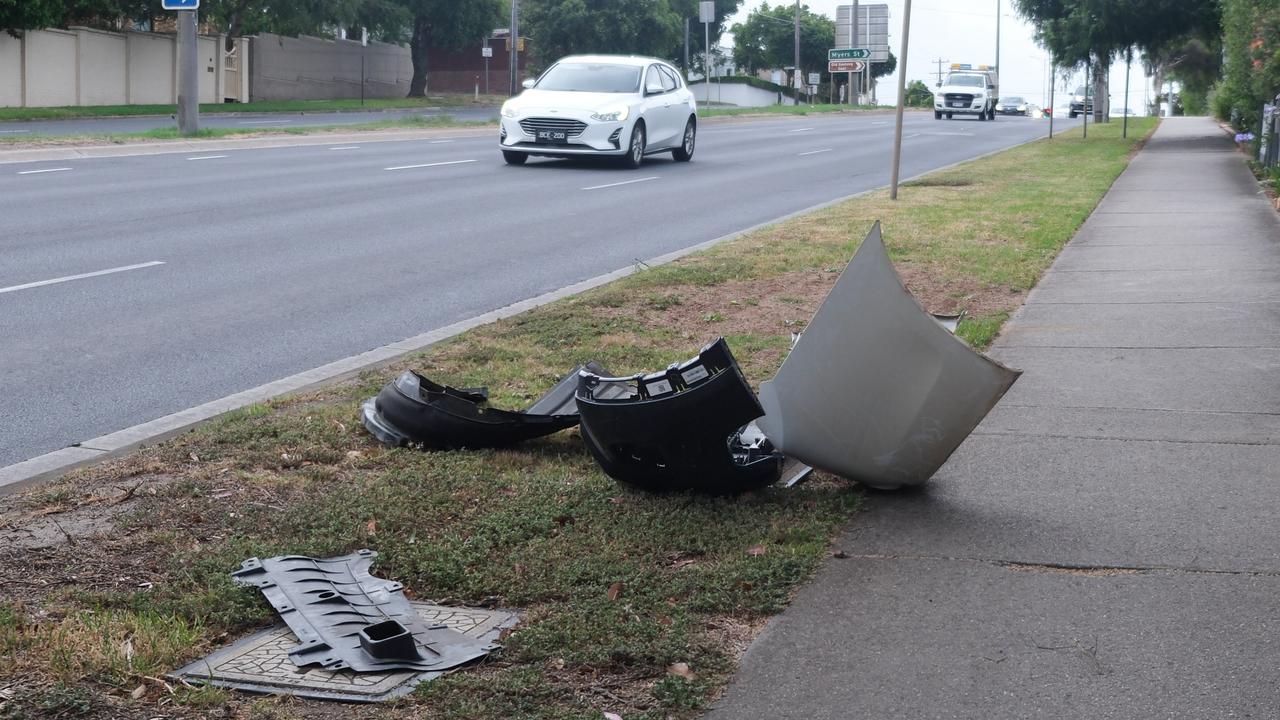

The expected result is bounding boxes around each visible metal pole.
[1123,50,1131,138]
[851,0,858,104]
[995,0,1000,75]
[794,0,800,104]
[684,17,690,80]
[361,54,365,106]
[1048,57,1055,138]
[889,0,912,200]
[1083,63,1089,138]
[705,20,711,104]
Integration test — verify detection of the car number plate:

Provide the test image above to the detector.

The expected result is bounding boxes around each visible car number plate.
[536,129,568,144]
[950,102,965,107]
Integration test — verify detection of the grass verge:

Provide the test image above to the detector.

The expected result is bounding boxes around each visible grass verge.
[0,117,1157,720]
[0,115,494,147]
[0,96,504,122]
[700,103,892,118]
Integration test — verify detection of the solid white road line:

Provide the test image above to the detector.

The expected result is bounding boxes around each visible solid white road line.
[581,176,659,191]
[798,148,833,156]
[186,155,227,161]
[16,167,72,175]
[328,146,361,150]
[385,159,477,171]
[429,140,455,144]
[787,127,814,133]
[0,261,165,296]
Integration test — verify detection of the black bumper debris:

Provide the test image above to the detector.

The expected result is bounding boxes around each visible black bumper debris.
[575,338,783,494]
[231,550,497,673]
[362,362,609,449]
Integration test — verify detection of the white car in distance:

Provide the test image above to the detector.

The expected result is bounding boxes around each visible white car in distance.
[499,55,697,168]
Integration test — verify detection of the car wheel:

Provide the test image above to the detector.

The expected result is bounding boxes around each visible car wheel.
[946,112,953,119]
[502,150,527,165]
[978,110,986,121]
[934,110,942,119]
[672,118,695,162]
[1069,111,1077,118]
[988,108,996,120]
[622,121,646,169]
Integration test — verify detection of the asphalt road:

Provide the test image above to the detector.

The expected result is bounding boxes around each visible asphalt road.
[0,112,1078,469]
[0,106,500,136]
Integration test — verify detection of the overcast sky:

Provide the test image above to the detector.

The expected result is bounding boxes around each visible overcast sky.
[723,0,1158,113]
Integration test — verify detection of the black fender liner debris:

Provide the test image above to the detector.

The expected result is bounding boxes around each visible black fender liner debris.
[231,550,498,673]
[756,222,1021,490]
[575,338,783,494]
[362,362,610,448]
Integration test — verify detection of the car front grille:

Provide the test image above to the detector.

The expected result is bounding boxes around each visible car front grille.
[519,117,588,137]
[944,93,975,104]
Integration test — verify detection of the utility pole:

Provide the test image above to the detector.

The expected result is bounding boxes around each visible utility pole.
[850,0,858,105]
[889,0,912,200]
[794,0,801,104]
[1083,62,1089,138]
[1048,55,1055,138]
[176,8,198,135]
[932,57,949,86]
[995,0,1000,75]
[509,0,519,95]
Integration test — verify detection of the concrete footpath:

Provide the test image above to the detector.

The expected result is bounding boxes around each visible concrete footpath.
[708,117,1280,718]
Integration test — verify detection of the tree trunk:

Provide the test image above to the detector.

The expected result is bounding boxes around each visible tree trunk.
[225,0,250,53]
[1093,57,1110,123]
[408,17,430,97]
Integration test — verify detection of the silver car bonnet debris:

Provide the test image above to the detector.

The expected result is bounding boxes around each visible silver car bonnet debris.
[231,550,498,673]
[756,222,1021,490]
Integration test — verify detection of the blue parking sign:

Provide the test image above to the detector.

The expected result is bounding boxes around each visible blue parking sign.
[161,0,199,8]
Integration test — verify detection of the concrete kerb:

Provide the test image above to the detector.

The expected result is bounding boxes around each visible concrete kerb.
[0,125,1053,497]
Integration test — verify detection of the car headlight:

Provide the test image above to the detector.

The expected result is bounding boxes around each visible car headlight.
[590,106,629,122]
[501,103,518,119]
[1017,104,1026,111]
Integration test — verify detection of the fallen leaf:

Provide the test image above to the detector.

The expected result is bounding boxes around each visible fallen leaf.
[189,453,200,463]
[346,450,363,459]
[608,497,625,505]
[551,657,565,670]
[604,713,623,720]
[121,636,135,669]
[606,582,623,601]
[130,685,146,700]
[365,519,378,536]
[667,662,696,681]
[832,550,849,559]
[672,559,697,570]
[746,545,766,557]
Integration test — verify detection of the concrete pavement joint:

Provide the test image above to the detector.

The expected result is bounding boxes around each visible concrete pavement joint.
[838,554,1280,577]
[969,430,1280,447]
[0,121,1056,496]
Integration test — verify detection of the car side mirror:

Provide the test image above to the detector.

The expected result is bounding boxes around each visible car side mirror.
[646,83,664,95]
[522,78,536,89]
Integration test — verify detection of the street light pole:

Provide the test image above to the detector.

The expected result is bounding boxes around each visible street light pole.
[509,0,519,95]
[995,0,1000,74]
[889,0,912,200]
[1123,49,1131,138]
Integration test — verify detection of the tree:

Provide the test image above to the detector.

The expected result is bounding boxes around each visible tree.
[520,0,742,77]
[1013,0,1220,122]
[731,3,834,90]
[871,50,896,80]
[1215,0,1280,131]
[1,0,63,35]
[381,0,501,96]
[904,79,932,107]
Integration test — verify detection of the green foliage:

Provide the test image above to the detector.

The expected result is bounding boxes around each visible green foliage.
[0,0,62,34]
[1216,0,1280,131]
[872,51,897,80]
[1013,0,1219,69]
[731,3,835,88]
[905,79,932,107]
[521,0,743,75]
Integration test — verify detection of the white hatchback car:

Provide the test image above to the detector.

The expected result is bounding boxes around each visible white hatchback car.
[499,55,697,168]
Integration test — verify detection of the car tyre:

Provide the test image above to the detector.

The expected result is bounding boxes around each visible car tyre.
[622,121,646,169]
[934,110,942,119]
[1069,110,1077,118]
[502,150,527,165]
[978,110,987,121]
[672,118,696,162]
[946,112,953,119]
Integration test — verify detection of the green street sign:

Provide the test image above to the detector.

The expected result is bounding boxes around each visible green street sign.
[829,47,870,60]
